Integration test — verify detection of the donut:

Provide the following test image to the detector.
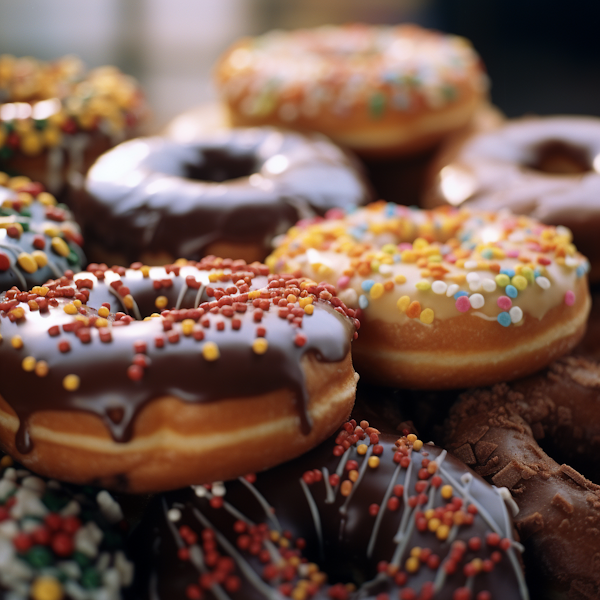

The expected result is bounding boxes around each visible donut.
[0,54,145,197]
[0,258,359,492]
[422,116,600,282]
[443,358,600,598]
[77,128,373,265]
[0,453,134,600]
[574,287,600,360]
[129,418,529,600]
[268,202,591,389]
[0,171,85,292]
[215,24,488,159]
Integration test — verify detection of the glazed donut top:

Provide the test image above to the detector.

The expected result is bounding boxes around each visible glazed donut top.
[0,454,133,600]
[0,172,84,292]
[131,419,528,599]
[216,25,487,126]
[80,128,373,264]
[269,202,590,330]
[0,257,358,455]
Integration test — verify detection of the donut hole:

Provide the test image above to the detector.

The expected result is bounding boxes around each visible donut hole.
[183,148,258,183]
[527,140,593,175]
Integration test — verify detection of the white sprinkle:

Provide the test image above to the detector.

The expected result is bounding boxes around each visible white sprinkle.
[96,490,124,524]
[446,283,459,297]
[535,276,551,290]
[464,260,478,270]
[556,225,571,237]
[21,476,45,494]
[97,551,111,572]
[212,482,226,497]
[466,272,480,283]
[57,560,81,579]
[469,293,485,309]
[192,485,208,498]
[115,551,134,586]
[432,281,448,295]
[469,280,482,292]
[510,306,523,323]
[482,278,497,293]
[565,256,579,268]
[167,508,182,522]
[60,500,81,517]
[379,264,393,275]
[508,231,525,243]
[339,288,358,308]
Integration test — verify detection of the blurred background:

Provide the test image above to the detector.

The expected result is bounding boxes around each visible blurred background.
[1,0,599,129]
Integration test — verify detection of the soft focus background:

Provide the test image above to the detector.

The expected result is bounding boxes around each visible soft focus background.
[1,0,599,129]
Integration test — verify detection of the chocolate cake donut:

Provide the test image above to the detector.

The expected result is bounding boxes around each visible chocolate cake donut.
[77,128,373,265]
[129,419,529,600]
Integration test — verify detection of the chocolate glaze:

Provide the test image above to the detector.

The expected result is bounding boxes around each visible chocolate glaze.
[78,128,373,263]
[0,259,357,455]
[0,183,85,292]
[128,420,528,600]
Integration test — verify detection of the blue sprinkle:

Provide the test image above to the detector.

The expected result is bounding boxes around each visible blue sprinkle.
[385,203,397,217]
[349,228,365,241]
[393,254,401,263]
[497,312,511,327]
[361,280,375,292]
[454,291,469,300]
[505,285,518,298]
[500,268,516,278]
[459,232,472,242]
[481,249,494,259]
[358,295,369,309]
[576,265,586,278]
[534,269,540,278]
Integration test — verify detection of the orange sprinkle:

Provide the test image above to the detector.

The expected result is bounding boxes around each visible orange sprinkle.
[406,301,421,319]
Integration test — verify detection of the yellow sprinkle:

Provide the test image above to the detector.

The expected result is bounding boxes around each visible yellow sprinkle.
[436,525,450,541]
[406,434,417,443]
[16,192,33,206]
[397,295,410,312]
[382,243,397,254]
[405,556,420,573]
[140,265,151,278]
[357,444,368,455]
[37,192,57,206]
[31,286,49,296]
[413,237,428,250]
[63,303,77,315]
[35,361,49,377]
[155,296,168,310]
[428,518,441,532]
[51,236,70,257]
[73,299,82,308]
[252,338,269,354]
[349,469,359,482]
[413,440,423,451]
[394,274,407,284]
[22,356,36,372]
[31,251,48,268]
[248,290,261,300]
[11,335,23,349]
[304,304,314,315]
[181,319,195,336]
[31,576,63,600]
[415,280,431,291]
[512,275,528,291]
[495,274,510,287]
[17,252,38,274]
[401,250,416,263]
[420,308,434,324]
[0,455,13,468]
[202,342,220,361]
[424,508,436,520]
[44,226,60,238]
[410,546,422,558]
[8,176,30,190]
[95,318,109,328]
[270,530,280,542]
[10,307,24,319]
[0,172,9,186]
[368,456,380,469]
[63,374,80,391]
[287,294,297,304]
[370,282,384,299]
[521,266,535,283]
[440,484,453,500]
[340,480,352,497]
[123,295,134,310]
[298,296,313,308]
[98,306,109,318]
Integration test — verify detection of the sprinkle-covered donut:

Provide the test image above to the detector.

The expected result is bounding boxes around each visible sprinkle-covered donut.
[215,24,488,157]
[0,258,359,492]
[0,55,145,196]
[129,418,529,600]
[269,202,591,389]
[0,454,133,600]
[444,358,600,598]
[423,116,600,282]
[0,172,85,292]
[77,128,373,265]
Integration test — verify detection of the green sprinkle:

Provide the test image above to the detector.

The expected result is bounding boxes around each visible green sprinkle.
[369,92,386,118]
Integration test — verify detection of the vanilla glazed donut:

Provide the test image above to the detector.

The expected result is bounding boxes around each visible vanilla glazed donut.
[0,55,145,196]
[129,418,529,600]
[269,202,591,389]
[77,128,373,265]
[422,117,600,282]
[0,171,85,292]
[0,258,359,492]
[443,358,600,598]
[215,24,488,158]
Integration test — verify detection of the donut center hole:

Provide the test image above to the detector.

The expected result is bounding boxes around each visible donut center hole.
[527,141,592,174]
[184,149,258,183]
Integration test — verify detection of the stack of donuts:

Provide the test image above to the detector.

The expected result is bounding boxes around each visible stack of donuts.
[0,20,599,600]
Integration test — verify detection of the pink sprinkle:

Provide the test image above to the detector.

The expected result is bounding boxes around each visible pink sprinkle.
[455,296,471,313]
[337,276,350,289]
[565,290,576,306]
[506,250,519,258]
[325,208,345,220]
[446,254,457,264]
[398,243,413,251]
[497,296,512,310]
[528,243,542,252]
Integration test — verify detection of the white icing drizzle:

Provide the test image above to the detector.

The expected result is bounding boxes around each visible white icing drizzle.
[175,279,188,310]
[194,284,206,309]
[339,445,372,515]
[299,478,325,561]
[238,477,281,532]
[321,466,336,504]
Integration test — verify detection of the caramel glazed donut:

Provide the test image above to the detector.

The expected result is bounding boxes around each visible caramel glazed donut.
[443,355,600,599]
[269,202,591,389]
[0,257,359,493]
[215,24,488,158]
[129,418,529,600]
[423,116,600,283]
[77,128,373,266]
[0,172,85,292]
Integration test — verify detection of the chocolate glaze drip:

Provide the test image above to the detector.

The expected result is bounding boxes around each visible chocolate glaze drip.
[0,261,356,454]
[78,129,373,263]
[128,422,528,599]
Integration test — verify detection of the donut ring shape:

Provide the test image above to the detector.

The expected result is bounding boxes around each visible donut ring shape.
[78,128,373,266]
[269,202,591,389]
[0,172,85,293]
[0,257,359,492]
[423,117,600,282]
[129,418,529,600]
[215,24,488,157]
[443,356,600,598]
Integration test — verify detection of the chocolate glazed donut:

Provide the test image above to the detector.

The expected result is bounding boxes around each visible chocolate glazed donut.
[77,128,373,265]
[443,357,600,599]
